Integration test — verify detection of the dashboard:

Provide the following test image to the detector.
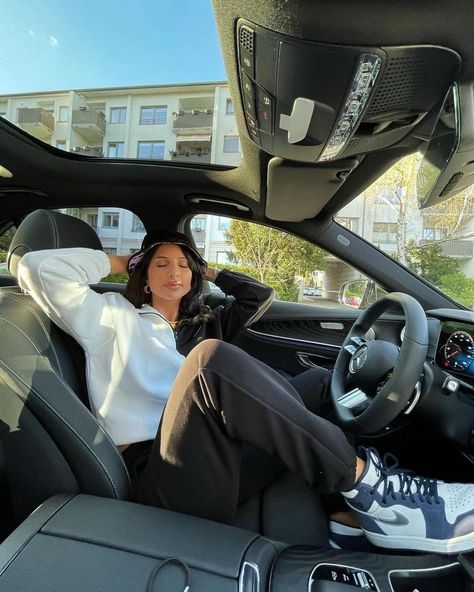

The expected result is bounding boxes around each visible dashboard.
[435,320,474,383]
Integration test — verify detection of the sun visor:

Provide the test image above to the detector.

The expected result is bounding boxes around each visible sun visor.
[236,19,461,164]
[266,157,359,221]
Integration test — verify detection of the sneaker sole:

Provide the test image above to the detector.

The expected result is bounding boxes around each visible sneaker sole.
[363,530,474,555]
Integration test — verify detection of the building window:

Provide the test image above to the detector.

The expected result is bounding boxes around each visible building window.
[225,99,234,114]
[216,251,230,264]
[103,247,117,255]
[110,107,127,124]
[86,214,98,229]
[336,217,359,233]
[131,215,145,233]
[373,222,398,244]
[137,141,165,160]
[218,217,230,231]
[139,106,167,125]
[102,212,120,229]
[58,106,69,122]
[423,227,448,241]
[56,140,67,150]
[107,142,125,158]
[191,218,206,232]
[223,136,239,153]
[0,112,6,119]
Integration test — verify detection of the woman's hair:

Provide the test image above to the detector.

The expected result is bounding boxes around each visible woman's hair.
[124,244,213,325]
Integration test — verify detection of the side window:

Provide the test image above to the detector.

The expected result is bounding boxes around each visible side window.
[190,215,385,308]
[0,225,17,276]
[57,208,146,284]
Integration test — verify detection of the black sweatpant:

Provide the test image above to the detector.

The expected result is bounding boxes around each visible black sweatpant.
[129,339,356,524]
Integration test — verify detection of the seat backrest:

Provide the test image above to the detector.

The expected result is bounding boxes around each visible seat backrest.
[0,210,130,528]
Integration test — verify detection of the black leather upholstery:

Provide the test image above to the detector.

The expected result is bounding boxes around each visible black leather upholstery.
[7,209,102,277]
[0,209,329,546]
[1,210,129,524]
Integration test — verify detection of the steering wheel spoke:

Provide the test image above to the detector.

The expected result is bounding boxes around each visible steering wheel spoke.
[338,387,369,410]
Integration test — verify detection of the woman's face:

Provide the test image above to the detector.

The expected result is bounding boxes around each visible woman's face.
[146,243,193,306]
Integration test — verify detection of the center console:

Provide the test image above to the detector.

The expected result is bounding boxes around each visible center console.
[0,494,472,592]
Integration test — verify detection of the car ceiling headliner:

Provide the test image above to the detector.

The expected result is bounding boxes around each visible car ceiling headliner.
[2,0,474,226]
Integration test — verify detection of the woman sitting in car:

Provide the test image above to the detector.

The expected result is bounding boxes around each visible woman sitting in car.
[18,227,474,556]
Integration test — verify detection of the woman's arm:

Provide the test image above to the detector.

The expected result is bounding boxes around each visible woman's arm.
[17,248,114,351]
[108,254,131,275]
[207,268,274,342]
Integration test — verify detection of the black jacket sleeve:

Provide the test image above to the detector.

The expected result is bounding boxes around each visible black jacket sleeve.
[212,269,274,342]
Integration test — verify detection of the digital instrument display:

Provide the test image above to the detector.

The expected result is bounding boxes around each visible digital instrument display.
[436,321,474,379]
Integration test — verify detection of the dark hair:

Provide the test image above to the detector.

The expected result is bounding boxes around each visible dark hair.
[124,244,213,325]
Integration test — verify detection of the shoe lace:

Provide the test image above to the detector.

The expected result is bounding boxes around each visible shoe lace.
[368,448,441,505]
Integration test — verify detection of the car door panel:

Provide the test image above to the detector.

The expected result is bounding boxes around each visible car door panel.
[233,299,406,377]
[233,299,359,375]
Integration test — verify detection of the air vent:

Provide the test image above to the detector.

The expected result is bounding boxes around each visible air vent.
[239,26,254,54]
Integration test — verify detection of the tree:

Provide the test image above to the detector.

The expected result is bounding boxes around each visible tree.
[364,153,420,265]
[0,227,15,252]
[225,220,327,301]
[406,242,474,307]
[364,154,474,263]
[420,188,474,244]
[405,243,455,286]
[0,227,15,263]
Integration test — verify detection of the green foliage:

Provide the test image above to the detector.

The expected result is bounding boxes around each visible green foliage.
[439,273,474,308]
[0,251,7,264]
[0,228,15,252]
[102,273,129,284]
[406,243,474,308]
[406,243,455,286]
[225,220,327,301]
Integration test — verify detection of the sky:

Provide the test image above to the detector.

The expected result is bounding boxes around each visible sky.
[0,0,227,95]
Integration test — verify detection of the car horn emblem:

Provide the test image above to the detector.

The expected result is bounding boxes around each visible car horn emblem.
[349,345,368,373]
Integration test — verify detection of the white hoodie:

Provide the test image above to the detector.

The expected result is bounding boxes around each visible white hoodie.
[18,248,185,446]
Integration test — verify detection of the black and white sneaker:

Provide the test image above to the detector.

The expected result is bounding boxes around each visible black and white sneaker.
[342,447,474,554]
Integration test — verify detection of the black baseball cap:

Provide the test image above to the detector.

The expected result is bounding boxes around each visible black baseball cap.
[128,229,207,275]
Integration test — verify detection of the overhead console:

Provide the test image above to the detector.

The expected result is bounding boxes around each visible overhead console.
[236,19,461,163]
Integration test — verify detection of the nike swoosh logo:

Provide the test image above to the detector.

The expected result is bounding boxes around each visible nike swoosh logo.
[347,504,410,526]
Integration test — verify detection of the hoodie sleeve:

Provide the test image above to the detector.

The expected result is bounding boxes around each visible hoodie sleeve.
[213,269,274,342]
[17,248,113,352]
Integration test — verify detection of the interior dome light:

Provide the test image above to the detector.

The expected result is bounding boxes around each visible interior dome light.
[319,53,382,161]
[0,165,13,178]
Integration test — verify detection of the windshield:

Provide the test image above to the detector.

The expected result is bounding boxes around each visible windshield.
[0,1,241,167]
[336,153,474,308]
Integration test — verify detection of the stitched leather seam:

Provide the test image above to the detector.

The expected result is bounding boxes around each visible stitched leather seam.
[2,292,64,378]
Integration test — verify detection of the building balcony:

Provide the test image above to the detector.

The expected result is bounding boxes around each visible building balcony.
[71,145,104,157]
[72,109,106,142]
[170,151,211,164]
[441,239,473,259]
[172,111,213,133]
[17,108,54,139]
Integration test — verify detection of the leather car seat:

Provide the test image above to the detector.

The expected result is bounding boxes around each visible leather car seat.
[0,209,329,546]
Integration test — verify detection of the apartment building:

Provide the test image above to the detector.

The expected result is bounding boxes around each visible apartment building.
[0,82,241,255]
[0,82,240,165]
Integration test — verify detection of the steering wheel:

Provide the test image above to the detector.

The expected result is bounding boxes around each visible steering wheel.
[330,292,428,435]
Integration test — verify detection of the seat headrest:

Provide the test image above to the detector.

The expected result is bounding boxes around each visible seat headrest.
[8,209,102,278]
